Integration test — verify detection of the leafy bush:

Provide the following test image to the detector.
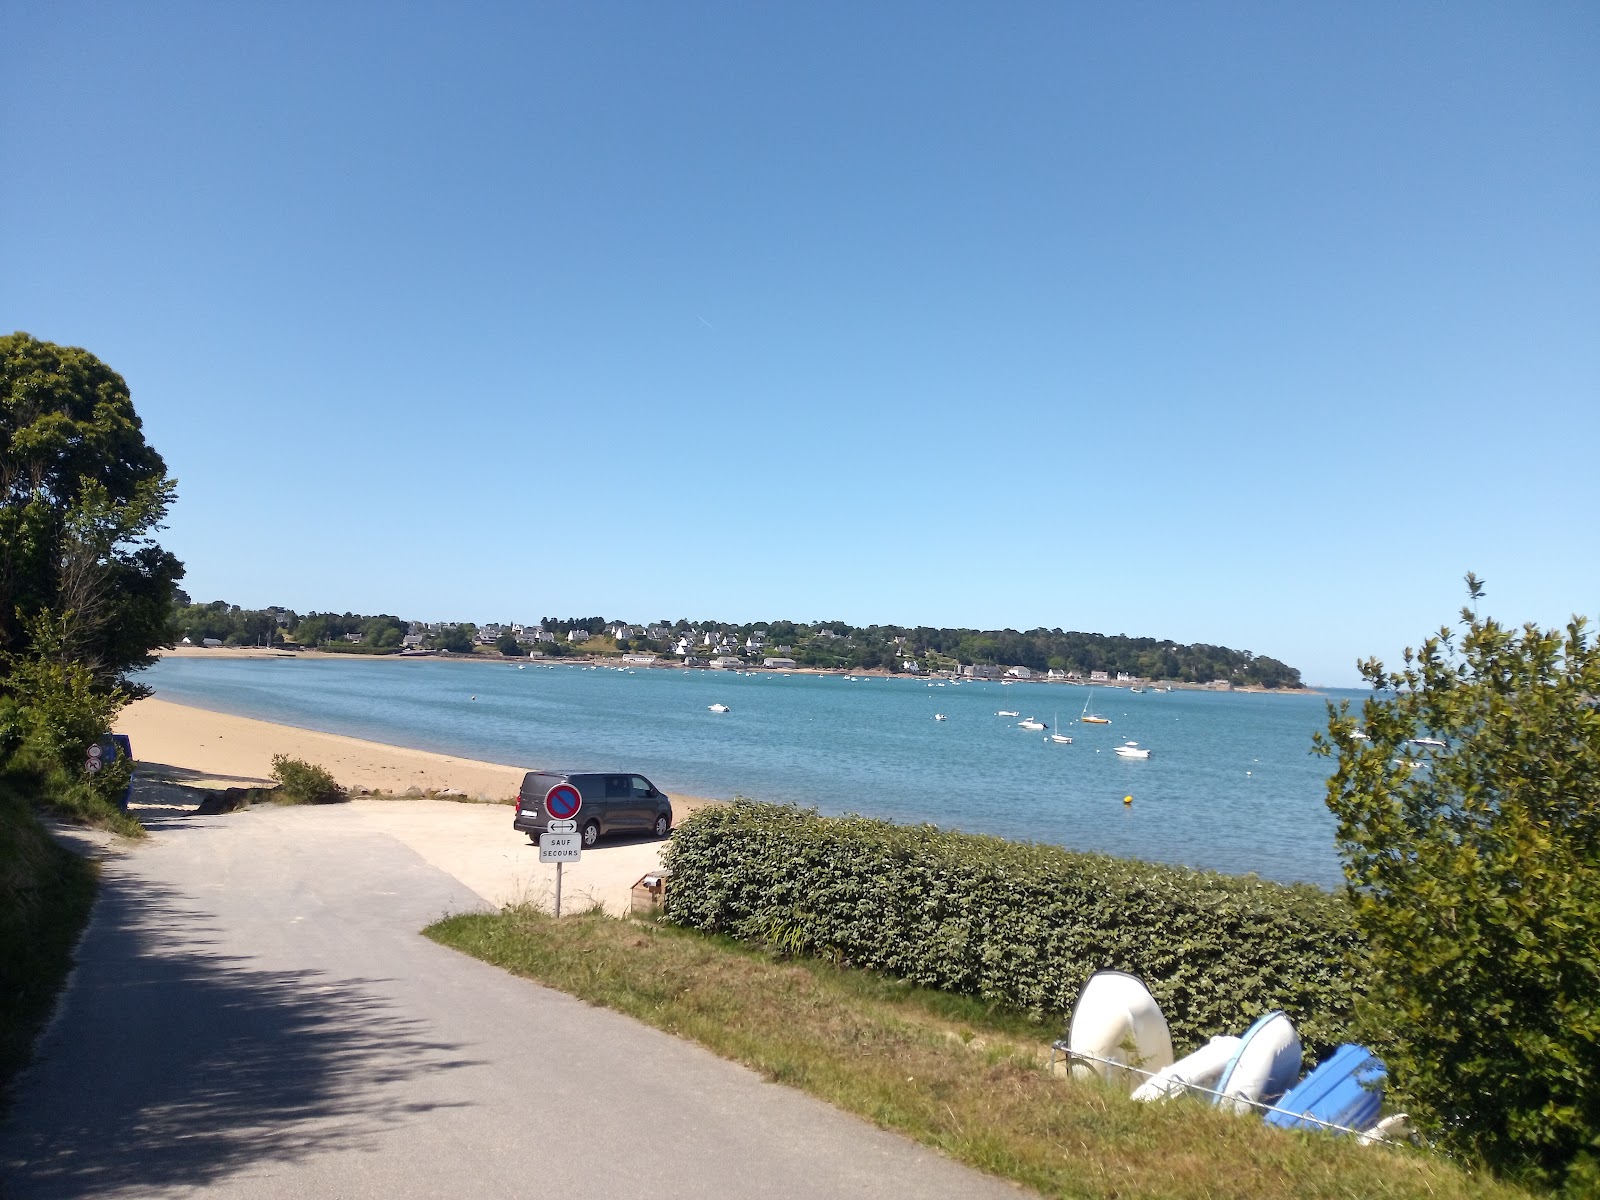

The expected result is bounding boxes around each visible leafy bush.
[663,801,1363,1056]
[269,755,346,805]
[0,614,141,835]
[1317,577,1599,1188]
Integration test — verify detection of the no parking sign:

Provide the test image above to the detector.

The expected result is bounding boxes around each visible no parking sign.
[544,783,582,821]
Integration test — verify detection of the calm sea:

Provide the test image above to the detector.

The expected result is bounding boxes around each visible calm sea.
[142,656,1365,890]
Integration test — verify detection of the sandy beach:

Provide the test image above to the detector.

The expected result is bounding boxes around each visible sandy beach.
[114,697,720,915]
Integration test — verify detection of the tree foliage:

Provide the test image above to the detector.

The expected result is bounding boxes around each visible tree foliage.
[1,332,183,691]
[1315,576,1599,1188]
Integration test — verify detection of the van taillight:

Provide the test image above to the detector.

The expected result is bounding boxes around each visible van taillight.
[515,798,522,814]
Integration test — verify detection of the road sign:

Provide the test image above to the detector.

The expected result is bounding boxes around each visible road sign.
[87,744,102,758]
[539,832,581,863]
[84,757,102,773]
[546,819,577,834]
[544,783,582,821]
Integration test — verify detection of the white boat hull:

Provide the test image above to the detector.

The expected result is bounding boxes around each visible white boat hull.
[1215,1011,1302,1113]
[1065,970,1174,1089]
[1131,1036,1242,1102]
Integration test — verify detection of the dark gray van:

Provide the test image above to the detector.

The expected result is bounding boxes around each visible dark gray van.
[513,771,672,847]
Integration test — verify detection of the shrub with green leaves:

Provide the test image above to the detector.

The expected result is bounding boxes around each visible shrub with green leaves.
[1316,576,1599,1189]
[663,801,1363,1056]
[269,755,346,805]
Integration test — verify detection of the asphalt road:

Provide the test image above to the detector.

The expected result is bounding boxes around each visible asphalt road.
[0,807,1022,1199]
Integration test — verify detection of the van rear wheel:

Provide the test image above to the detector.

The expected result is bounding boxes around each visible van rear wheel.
[653,814,670,839]
[582,821,600,848]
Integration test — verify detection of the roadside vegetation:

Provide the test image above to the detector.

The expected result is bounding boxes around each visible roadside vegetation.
[426,906,1528,1200]
[664,800,1361,1056]
[1,332,185,1100]
[269,755,346,805]
[0,779,100,1110]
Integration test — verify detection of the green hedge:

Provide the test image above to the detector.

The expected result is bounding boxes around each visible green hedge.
[662,802,1365,1056]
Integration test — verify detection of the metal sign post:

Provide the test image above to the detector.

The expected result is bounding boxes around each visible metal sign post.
[538,784,584,915]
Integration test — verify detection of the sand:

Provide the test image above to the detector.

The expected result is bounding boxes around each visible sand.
[114,697,721,915]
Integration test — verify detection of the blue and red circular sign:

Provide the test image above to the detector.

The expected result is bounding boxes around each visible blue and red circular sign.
[544,783,583,820]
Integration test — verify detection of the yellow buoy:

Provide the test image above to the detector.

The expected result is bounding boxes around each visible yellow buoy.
[1123,795,1133,806]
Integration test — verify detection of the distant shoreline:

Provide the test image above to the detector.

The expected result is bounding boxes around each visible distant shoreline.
[154,645,1321,695]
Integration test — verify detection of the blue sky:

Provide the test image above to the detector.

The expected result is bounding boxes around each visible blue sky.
[4,3,1596,685]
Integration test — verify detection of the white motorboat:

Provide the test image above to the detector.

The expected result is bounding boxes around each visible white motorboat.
[708,703,730,713]
[933,713,947,721]
[1114,742,1151,759]
[996,709,1019,717]
[1018,717,1046,731]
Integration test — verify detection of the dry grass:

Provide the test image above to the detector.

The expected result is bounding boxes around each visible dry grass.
[425,907,1530,1200]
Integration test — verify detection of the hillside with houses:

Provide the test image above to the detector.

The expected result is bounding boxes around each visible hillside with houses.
[168,597,1304,689]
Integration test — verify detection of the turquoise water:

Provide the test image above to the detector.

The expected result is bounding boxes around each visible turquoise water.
[143,656,1358,889]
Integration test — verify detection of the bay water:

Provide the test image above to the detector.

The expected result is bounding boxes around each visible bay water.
[143,656,1362,889]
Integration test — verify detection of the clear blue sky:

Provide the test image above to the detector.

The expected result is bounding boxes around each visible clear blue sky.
[4,3,1596,685]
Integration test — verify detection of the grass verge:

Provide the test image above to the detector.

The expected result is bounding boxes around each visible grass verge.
[0,780,100,1112]
[425,907,1529,1200]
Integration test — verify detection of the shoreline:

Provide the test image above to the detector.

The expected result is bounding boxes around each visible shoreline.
[153,646,1322,695]
[114,697,724,816]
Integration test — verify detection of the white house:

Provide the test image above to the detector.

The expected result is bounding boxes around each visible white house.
[620,653,657,666]
[1004,666,1033,679]
[1090,670,1110,682]
[710,656,743,669]
[762,656,797,669]
[568,629,591,644]
[962,664,1002,679]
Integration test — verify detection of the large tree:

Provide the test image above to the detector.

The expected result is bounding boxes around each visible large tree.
[1316,575,1598,1188]
[0,332,183,692]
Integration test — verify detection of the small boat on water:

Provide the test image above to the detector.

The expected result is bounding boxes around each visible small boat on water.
[1049,712,1073,744]
[997,709,1019,717]
[1080,691,1111,725]
[708,703,730,713]
[1018,717,1046,731]
[1115,742,1151,759]
[933,713,947,721]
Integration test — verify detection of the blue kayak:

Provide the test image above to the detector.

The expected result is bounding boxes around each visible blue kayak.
[1264,1043,1386,1134]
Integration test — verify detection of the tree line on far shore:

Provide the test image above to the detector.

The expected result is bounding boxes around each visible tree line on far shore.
[171,601,1303,687]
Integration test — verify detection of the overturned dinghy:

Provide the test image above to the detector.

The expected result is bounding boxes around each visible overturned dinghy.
[1265,1044,1386,1135]
[1057,970,1174,1088]
[1214,1011,1303,1114]
[1131,1035,1242,1102]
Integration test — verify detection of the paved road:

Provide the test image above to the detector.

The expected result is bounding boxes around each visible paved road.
[1,807,1021,1199]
